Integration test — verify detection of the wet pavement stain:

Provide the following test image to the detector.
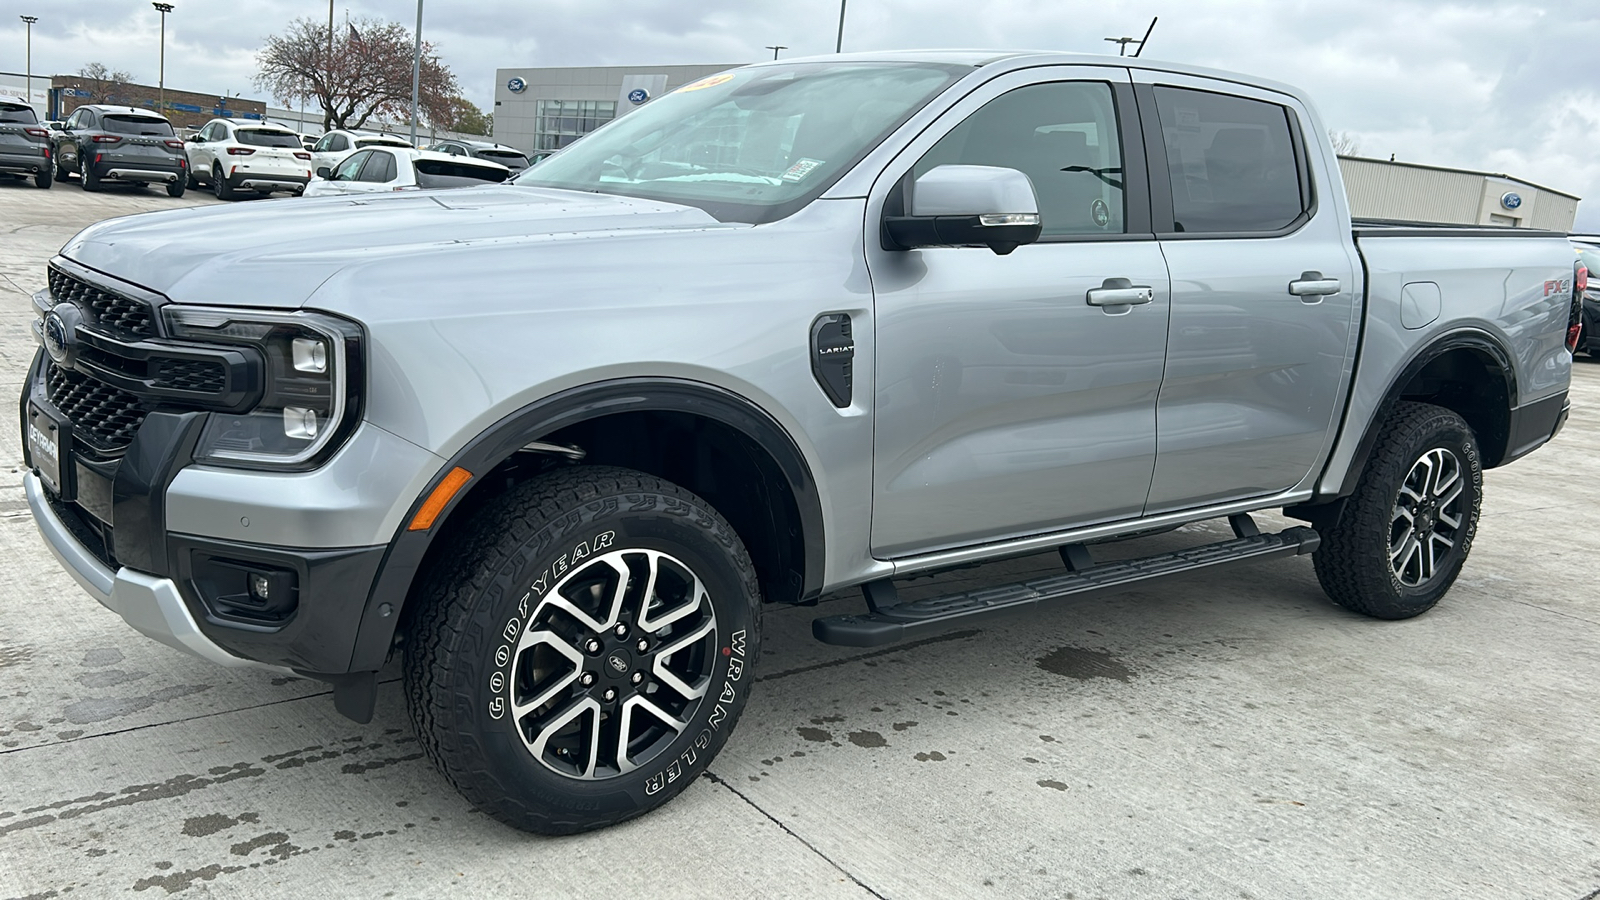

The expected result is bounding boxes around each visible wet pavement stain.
[914,751,948,762]
[0,643,34,669]
[74,669,151,689]
[61,684,212,725]
[79,648,124,668]
[132,862,241,893]
[846,730,888,749]
[181,812,259,838]
[1036,646,1134,682]
[1037,779,1069,791]
[891,721,918,731]
[795,727,832,743]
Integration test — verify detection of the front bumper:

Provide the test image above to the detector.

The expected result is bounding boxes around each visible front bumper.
[25,471,283,671]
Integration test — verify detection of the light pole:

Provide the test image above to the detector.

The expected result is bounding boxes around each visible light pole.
[835,0,847,53]
[764,45,787,60]
[152,3,173,115]
[409,0,423,145]
[19,16,37,117]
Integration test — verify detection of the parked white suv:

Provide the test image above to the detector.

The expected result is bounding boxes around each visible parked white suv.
[304,147,510,196]
[185,119,313,200]
[307,130,414,174]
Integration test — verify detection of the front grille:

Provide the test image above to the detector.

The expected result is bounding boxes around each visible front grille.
[152,358,227,393]
[48,266,155,338]
[46,363,148,452]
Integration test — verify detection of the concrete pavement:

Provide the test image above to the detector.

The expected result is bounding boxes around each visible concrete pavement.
[1,181,1597,899]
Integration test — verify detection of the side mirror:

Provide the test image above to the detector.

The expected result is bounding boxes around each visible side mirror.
[884,165,1043,255]
[48,121,63,131]
[315,166,332,179]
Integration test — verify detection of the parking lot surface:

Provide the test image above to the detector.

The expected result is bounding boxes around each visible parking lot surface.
[1,183,1598,899]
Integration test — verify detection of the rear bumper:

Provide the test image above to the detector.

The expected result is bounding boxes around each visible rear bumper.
[231,171,309,193]
[1502,390,1570,464]
[25,471,286,672]
[0,150,48,174]
[91,160,184,183]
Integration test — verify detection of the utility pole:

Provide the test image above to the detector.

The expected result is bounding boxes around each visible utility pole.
[409,0,423,145]
[19,16,37,117]
[152,3,173,114]
[764,45,787,60]
[835,0,847,53]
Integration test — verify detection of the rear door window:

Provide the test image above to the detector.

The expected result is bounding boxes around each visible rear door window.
[1151,87,1307,233]
[0,103,38,124]
[415,158,511,187]
[102,115,174,136]
[238,129,302,148]
[357,150,396,183]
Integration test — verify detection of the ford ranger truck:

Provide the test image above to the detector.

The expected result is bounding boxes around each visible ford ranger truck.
[23,52,1579,834]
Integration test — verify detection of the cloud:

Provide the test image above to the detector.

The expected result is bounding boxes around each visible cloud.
[5,0,1596,226]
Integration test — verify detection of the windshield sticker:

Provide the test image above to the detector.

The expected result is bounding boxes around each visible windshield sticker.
[781,158,824,183]
[677,72,735,93]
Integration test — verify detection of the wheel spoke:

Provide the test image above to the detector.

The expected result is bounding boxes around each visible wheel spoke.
[636,554,703,633]
[614,696,689,774]
[510,630,584,718]
[540,554,632,633]
[652,615,717,700]
[527,696,601,776]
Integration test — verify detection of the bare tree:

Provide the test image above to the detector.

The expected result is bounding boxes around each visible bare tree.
[254,16,459,132]
[74,63,137,105]
[1328,130,1362,156]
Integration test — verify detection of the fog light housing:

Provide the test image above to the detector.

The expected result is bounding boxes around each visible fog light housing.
[190,556,299,622]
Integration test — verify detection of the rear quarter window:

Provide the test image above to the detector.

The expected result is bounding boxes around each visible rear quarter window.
[102,115,175,136]
[0,103,38,124]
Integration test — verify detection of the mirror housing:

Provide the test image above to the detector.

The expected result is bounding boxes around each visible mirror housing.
[315,166,332,179]
[884,165,1043,255]
[48,121,63,131]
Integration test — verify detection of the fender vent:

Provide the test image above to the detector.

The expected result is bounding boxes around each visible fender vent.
[810,314,855,408]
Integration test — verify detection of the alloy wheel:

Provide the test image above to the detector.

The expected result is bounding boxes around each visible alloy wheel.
[1389,447,1465,586]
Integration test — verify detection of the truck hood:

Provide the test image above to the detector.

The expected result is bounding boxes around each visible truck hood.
[59,186,732,308]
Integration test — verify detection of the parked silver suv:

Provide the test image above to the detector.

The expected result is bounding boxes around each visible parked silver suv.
[24,53,1577,834]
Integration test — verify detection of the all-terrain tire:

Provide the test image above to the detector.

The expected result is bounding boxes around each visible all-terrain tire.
[403,465,761,834]
[1314,402,1482,619]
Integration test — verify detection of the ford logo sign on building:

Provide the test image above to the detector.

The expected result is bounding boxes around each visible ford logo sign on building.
[1501,192,1523,210]
[506,77,527,94]
[627,88,650,104]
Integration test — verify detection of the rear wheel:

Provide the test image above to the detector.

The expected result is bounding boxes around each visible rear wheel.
[212,164,236,200]
[54,159,68,182]
[404,465,761,834]
[1314,402,1482,619]
[81,166,100,192]
[34,169,51,189]
[166,179,185,198]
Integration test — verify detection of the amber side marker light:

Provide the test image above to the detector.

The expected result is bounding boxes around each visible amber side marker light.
[409,467,472,531]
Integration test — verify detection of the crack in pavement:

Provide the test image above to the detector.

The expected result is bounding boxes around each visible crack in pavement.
[755,629,983,683]
[702,770,886,899]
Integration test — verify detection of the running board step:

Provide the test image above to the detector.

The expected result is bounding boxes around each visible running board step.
[813,526,1320,647]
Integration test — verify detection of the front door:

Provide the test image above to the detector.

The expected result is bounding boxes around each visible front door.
[1134,74,1361,512]
[867,67,1172,558]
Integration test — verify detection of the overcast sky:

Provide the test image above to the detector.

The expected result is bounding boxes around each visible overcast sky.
[4,0,1597,228]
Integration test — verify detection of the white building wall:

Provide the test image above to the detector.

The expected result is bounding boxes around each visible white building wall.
[492,64,739,155]
[1338,156,1580,231]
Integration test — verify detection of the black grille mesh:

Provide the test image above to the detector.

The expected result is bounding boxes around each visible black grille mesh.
[47,267,155,338]
[46,363,147,451]
[152,358,227,393]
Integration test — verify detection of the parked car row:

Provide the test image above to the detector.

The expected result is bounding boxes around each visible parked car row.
[4,100,533,200]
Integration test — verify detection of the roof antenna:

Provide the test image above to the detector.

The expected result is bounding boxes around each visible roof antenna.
[1131,17,1157,57]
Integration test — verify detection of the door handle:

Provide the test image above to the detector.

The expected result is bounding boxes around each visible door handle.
[1086,278,1155,307]
[1288,271,1341,296]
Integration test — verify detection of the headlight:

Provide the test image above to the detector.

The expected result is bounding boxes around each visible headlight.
[162,306,363,469]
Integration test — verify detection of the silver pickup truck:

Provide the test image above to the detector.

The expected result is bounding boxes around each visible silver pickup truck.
[22,52,1581,833]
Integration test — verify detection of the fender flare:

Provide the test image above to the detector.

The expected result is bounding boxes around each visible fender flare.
[342,377,826,673]
[1330,328,1517,500]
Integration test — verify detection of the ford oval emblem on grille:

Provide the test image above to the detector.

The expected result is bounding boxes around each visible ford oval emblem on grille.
[42,304,82,368]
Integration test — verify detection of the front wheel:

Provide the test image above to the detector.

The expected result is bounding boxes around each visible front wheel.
[403,465,761,834]
[1314,402,1482,619]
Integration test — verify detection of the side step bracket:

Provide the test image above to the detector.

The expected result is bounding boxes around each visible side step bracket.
[813,526,1320,648]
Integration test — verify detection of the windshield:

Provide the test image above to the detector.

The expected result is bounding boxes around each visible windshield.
[103,115,174,136]
[0,103,37,124]
[238,128,302,148]
[514,61,967,223]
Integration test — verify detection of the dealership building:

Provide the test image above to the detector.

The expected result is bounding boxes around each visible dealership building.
[492,64,737,156]
[489,63,1581,229]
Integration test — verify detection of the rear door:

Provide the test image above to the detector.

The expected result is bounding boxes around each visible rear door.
[868,66,1172,557]
[1133,73,1360,512]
